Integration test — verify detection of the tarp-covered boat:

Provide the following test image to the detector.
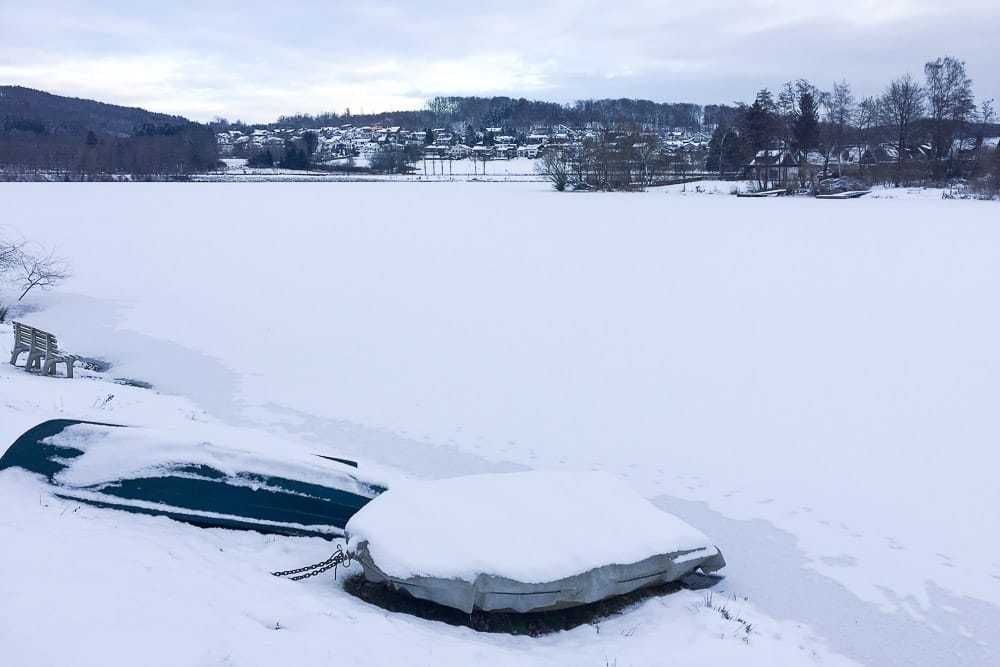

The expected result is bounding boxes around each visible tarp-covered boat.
[0,419,385,538]
[347,471,725,613]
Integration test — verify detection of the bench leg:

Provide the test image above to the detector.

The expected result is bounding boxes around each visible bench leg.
[9,343,28,366]
[42,356,75,379]
[26,351,43,373]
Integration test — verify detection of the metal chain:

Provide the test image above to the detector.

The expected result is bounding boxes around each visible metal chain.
[272,544,353,581]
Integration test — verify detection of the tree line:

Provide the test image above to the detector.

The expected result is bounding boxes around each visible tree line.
[249,96,706,133]
[704,56,997,188]
[1,124,219,177]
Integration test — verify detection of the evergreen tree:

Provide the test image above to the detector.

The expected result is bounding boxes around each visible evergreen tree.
[247,150,273,168]
[743,90,779,156]
[792,90,820,154]
[278,140,309,169]
[303,131,318,156]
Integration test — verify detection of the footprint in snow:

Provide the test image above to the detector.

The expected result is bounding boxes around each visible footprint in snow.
[936,553,956,567]
[819,554,858,568]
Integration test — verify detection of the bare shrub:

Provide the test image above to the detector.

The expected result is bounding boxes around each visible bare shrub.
[15,250,70,301]
[0,232,71,302]
[537,151,570,191]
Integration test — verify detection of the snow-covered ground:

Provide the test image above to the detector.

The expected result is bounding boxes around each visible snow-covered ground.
[209,156,543,182]
[2,180,999,665]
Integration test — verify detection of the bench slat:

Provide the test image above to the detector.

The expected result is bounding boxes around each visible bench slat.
[13,322,62,353]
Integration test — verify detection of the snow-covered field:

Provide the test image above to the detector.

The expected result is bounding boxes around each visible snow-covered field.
[207,156,544,182]
[2,181,999,666]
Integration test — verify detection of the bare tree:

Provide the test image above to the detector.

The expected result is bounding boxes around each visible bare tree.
[924,56,975,168]
[856,96,881,174]
[0,233,24,274]
[823,80,855,175]
[880,74,926,181]
[15,250,70,302]
[982,99,996,127]
[538,150,570,191]
[976,99,996,165]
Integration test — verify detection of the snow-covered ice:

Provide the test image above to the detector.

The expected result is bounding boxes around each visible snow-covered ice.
[2,179,999,665]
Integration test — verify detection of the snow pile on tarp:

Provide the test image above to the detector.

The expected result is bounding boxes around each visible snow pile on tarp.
[346,471,725,613]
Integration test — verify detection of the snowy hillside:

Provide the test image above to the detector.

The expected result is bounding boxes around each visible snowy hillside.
[2,181,999,666]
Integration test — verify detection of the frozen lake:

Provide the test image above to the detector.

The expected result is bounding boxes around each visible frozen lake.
[4,181,1000,665]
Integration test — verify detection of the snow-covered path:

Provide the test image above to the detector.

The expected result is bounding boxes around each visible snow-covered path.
[3,181,999,665]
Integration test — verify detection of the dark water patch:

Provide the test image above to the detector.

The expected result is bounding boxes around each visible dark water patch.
[75,356,113,373]
[113,377,153,389]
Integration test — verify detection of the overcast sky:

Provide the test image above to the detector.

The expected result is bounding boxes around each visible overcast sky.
[2,1,998,122]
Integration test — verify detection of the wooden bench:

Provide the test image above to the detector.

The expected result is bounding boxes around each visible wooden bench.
[9,321,78,378]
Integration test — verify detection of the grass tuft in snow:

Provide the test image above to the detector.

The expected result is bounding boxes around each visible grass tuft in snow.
[705,591,754,643]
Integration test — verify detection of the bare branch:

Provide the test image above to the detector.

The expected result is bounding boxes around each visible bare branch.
[15,249,71,302]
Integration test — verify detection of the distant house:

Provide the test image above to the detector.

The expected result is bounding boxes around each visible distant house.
[517,145,541,159]
[471,144,494,160]
[749,149,799,187]
[494,143,517,159]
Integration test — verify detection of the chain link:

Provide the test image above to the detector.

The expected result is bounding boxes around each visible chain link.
[272,544,354,581]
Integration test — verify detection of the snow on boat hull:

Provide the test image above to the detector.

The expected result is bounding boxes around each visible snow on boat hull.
[0,420,385,538]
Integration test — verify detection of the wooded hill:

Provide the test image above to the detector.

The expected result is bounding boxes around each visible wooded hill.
[0,86,188,137]
[266,96,707,132]
[0,86,218,176]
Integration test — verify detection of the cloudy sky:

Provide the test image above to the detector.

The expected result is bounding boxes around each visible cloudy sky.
[2,0,998,122]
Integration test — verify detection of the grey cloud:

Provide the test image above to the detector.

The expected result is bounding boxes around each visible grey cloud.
[1,1,997,121]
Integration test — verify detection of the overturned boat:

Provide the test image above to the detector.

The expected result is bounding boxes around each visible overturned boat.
[0,419,386,537]
[346,471,725,614]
